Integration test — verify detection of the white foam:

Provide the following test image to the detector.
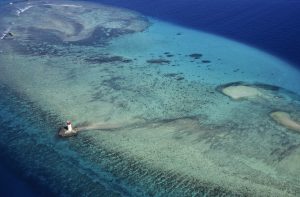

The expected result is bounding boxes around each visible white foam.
[0,27,11,40]
[16,5,33,16]
[43,4,82,8]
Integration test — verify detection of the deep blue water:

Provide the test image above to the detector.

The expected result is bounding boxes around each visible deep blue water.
[0,85,56,197]
[0,163,38,197]
[1,0,300,196]
[93,0,300,68]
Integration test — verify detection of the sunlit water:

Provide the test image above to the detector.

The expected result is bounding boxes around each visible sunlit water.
[0,0,300,196]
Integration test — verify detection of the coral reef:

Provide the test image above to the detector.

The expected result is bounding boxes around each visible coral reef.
[0,0,149,45]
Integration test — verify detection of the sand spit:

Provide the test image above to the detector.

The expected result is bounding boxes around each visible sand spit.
[270,111,300,133]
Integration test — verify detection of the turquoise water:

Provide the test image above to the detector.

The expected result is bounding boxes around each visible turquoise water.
[0,0,300,196]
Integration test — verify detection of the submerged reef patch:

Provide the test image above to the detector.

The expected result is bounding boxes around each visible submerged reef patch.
[164,73,185,81]
[202,60,211,63]
[85,55,132,64]
[189,53,203,59]
[0,0,149,50]
[146,59,171,64]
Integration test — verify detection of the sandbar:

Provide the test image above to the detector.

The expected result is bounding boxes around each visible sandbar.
[270,111,300,133]
[221,85,262,100]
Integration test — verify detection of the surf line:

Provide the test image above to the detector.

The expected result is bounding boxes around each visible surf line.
[16,5,33,16]
[0,27,12,40]
[1,3,34,40]
[43,4,83,8]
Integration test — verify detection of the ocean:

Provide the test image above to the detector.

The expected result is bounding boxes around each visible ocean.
[92,0,300,68]
[0,0,299,196]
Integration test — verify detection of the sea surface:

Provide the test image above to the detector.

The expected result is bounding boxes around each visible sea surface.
[0,0,300,196]
[92,0,300,68]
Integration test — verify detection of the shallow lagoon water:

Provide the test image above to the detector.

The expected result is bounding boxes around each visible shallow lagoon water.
[0,0,300,196]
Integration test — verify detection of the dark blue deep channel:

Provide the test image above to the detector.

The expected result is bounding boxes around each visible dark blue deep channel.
[1,0,300,196]
[0,84,130,196]
[0,85,54,197]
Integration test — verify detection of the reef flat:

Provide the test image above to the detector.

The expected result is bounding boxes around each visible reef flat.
[0,1,300,196]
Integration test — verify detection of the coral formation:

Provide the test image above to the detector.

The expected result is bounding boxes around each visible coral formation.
[0,0,149,45]
[146,59,171,64]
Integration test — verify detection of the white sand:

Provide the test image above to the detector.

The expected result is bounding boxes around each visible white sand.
[271,111,300,133]
[222,85,262,100]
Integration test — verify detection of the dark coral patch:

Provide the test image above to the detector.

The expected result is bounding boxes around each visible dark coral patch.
[146,59,171,64]
[202,60,211,63]
[164,73,185,81]
[176,76,185,81]
[163,52,174,57]
[189,53,202,59]
[85,56,132,64]
[164,73,179,78]
[9,40,66,57]
[166,54,174,57]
